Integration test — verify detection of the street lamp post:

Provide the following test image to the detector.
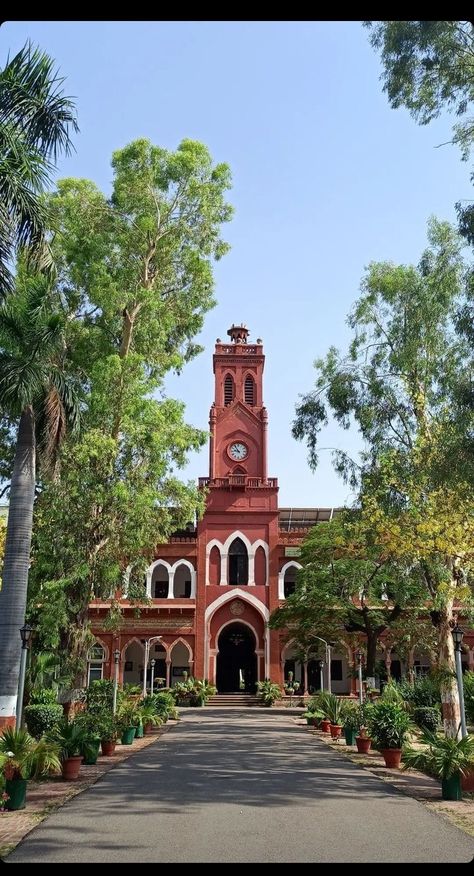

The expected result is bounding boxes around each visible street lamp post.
[452,625,468,739]
[318,659,325,693]
[16,624,34,730]
[113,649,121,715]
[356,650,364,706]
[150,659,156,694]
[141,637,162,698]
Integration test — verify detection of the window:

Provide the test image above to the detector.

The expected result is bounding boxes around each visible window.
[224,374,234,405]
[244,375,255,405]
[330,660,343,681]
[228,537,249,585]
[87,643,105,685]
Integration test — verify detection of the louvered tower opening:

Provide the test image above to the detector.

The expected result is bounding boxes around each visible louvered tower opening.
[244,375,255,405]
[224,375,234,406]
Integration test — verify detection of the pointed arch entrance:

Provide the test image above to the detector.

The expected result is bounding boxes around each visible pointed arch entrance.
[216,622,257,693]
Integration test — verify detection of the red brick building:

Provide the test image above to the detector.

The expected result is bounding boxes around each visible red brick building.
[88,325,474,694]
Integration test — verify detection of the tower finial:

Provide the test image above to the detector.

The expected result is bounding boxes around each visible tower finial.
[227,323,249,344]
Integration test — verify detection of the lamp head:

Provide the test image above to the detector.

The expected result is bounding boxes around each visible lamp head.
[452,624,464,650]
[20,623,34,648]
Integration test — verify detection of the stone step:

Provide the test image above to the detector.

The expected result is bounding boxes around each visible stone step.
[207,695,260,706]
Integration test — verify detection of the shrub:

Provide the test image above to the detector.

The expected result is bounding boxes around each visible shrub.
[24,704,63,739]
[463,671,474,723]
[256,680,282,706]
[86,679,114,714]
[398,675,440,709]
[403,732,474,780]
[413,706,440,733]
[29,688,58,705]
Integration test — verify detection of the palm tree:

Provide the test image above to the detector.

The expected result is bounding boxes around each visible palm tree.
[0,42,78,295]
[0,275,80,724]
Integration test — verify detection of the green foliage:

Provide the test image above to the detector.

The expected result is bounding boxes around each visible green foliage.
[28,138,232,677]
[85,679,114,714]
[368,700,412,749]
[29,687,58,705]
[324,693,344,725]
[47,719,85,759]
[412,706,441,733]
[397,676,441,709]
[0,727,61,779]
[365,22,474,159]
[23,703,63,739]
[341,702,363,732]
[463,671,474,723]
[270,511,425,676]
[403,731,474,780]
[0,42,78,294]
[256,680,282,706]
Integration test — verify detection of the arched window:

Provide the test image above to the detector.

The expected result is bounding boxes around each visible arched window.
[244,375,255,405]
[224,374,234,406]
[284,566,298,598]
[228,537,249,585]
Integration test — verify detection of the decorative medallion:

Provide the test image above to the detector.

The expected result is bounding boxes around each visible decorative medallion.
[230,599,245,616]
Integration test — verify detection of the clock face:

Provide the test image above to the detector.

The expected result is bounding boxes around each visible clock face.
[229,442,248,461]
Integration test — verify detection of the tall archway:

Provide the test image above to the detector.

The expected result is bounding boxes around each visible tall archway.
[216,622,257,693]
[228,537,248,585]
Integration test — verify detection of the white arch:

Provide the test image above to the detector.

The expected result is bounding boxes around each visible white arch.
[252,538,269,586]
[205,588,269,624]
[146,559,172,597]
[222,529,253,554]
[278,561,302,599]
[171,559,196,598]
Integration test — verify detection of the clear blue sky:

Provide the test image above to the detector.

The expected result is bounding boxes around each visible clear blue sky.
[2,21,470,507]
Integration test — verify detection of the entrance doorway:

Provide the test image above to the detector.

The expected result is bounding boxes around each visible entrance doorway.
[216,623,257,692]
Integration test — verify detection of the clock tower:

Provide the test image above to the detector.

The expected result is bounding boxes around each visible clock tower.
[208,323,270,484]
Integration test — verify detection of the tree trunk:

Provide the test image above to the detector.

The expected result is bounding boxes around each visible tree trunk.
[0,407,36,725]
[436,599,461,739]
[366,631,378,678]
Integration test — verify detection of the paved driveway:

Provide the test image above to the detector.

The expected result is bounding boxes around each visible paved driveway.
[7,709,474,862]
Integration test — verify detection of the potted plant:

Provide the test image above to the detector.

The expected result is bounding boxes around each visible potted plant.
[256,680,282,707]
[403,731,474,800]
[139,703,163,735]
[97,714,119,756]
[48,719,85,780]
[342,702,361,746]
[0,727,61,810]
[316,691,332,733]
[75,712,102,764]
[368,700,412,768]
[118,700,141,744]
[355,702,374,753]
[325,694,344,739]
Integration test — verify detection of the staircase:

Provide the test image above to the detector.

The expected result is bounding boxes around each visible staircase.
[207,694,260,707]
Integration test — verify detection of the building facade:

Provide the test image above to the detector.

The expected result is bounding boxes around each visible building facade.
[88,325,474,693]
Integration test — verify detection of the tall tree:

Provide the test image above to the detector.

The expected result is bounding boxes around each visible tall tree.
[28,138,233,680]
[293,218,474,736]
[270,514,424,678]
[364,22,474,247]
[0,42,78,295]
[0,275,80,724]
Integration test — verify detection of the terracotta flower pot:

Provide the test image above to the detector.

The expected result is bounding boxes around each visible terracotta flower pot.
[62,755,82,781]
[355,735,372,754]
[101,739,116,756]
[144,722,154,735]
[320,719,331,733]
[381,748,402,768]
[329,724,342,739]
[461,768,474,792]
